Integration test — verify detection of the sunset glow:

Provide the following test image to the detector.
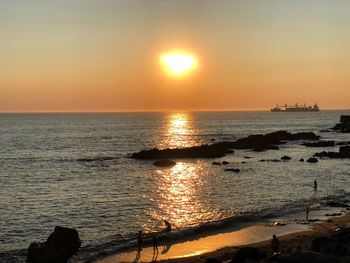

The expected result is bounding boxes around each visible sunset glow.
[160,51,198,77]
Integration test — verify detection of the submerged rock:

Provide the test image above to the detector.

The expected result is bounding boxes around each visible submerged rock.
[281,155,292,160]
[27,226,81,263]
[153,159,176,167]
[299,158,305,162]
[307,157,318,163]
[302,141,335,147]
[224,168,240,173]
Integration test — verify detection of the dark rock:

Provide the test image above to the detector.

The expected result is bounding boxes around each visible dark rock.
[222,161,229,165]
[311,232,350,256]
[281,155,291,161]
[320,129,332,132]
[27,226,81,263]
[267,249,340,263]
[205,258,221,263]
[224,168,240,173]
[241,161,246,164]
[302,141,335,147]
[315,146,350,159]
[336,141,350,146]
[153,159,176,167]
[244,156,252,159]
[232,247,267,263]
[299,158,304,162]
[131,131,319,159]
[307,157,318,163]
[331,115,350,133]
[325,201,350,208]
[212,161,221,165]
[324,213,342,217]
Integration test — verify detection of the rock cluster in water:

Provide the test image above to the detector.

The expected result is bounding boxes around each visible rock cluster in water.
[131,130,320,159]
[27,226,81,263]
[315,146,350,159]
[332,115,350,133]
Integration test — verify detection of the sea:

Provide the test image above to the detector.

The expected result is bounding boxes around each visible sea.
[0,110,349,262]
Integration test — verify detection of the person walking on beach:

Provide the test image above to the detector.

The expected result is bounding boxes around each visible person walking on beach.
[137,230,143,251]
[271,234,280,253]
[152,235,159,254]
[306,207,310,221]
[314,180,317,190]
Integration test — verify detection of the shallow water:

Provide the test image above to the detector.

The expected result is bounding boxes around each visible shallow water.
[0,111,349,262]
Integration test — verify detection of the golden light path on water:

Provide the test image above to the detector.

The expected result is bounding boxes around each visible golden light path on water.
[145,113,223,231]
[162,113,196,149]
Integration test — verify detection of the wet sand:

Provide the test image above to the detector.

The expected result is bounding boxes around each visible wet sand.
[94,207,349,263]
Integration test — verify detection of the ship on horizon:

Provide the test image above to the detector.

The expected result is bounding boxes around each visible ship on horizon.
[271,103,320,112]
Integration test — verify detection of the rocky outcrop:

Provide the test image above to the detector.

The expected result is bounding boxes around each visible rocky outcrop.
[266,249,340,263]
[153,159,176,167]
[302,141,335,147]
[311,228,350,256]
[131,131,320,159]
[315,146,350,159]
[332,115,350,133]
[27,226,81,263]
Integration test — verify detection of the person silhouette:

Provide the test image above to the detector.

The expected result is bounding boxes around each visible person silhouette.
[306,207,310,221]
[137,230,143,251]
[271,234,280,253]
[152,235,159,254]
[164,220,172,232]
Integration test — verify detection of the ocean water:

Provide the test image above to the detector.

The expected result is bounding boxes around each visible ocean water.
[0,111,349,262]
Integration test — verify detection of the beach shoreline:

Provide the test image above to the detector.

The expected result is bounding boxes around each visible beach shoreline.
[92,205,350,263]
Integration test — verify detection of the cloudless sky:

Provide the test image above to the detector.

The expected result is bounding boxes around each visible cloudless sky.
[1,0,349,112]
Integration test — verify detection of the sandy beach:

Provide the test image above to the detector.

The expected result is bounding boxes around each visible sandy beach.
[94,206,350,263]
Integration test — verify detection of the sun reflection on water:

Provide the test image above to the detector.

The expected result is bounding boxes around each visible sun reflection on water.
[160,113,197,149]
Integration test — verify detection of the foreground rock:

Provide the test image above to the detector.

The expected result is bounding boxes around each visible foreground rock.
[311,228,350,256]
[315,146,350,159]
[27,226,81,263]
[232,247,267,262]
[131,131,320,159]
[153,159,176,167]
[266,249,340,263]
[332,115,350,133]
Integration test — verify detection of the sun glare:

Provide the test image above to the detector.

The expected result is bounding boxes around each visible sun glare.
[160,51,198,77]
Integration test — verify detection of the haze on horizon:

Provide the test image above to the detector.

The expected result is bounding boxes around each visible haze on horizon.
[1,0,349,112]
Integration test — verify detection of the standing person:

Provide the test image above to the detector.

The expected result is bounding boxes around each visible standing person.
[306,207,310,221]
[152,235,159,254]
[314,180,317,190]
[271,234,280,253]
[137,230,143,251]
[164,220,172,232]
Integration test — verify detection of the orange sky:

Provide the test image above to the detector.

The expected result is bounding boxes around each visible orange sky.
[1,0,349,112]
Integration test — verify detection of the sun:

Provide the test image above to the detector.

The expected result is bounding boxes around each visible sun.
[160,50,198,77]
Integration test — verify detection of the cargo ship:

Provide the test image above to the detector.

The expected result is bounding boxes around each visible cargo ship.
[271,103,320,112]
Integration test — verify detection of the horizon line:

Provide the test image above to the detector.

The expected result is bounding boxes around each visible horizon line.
[0,108,349,114]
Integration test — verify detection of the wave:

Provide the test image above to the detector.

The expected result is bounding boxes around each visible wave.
[78,191,350,262]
